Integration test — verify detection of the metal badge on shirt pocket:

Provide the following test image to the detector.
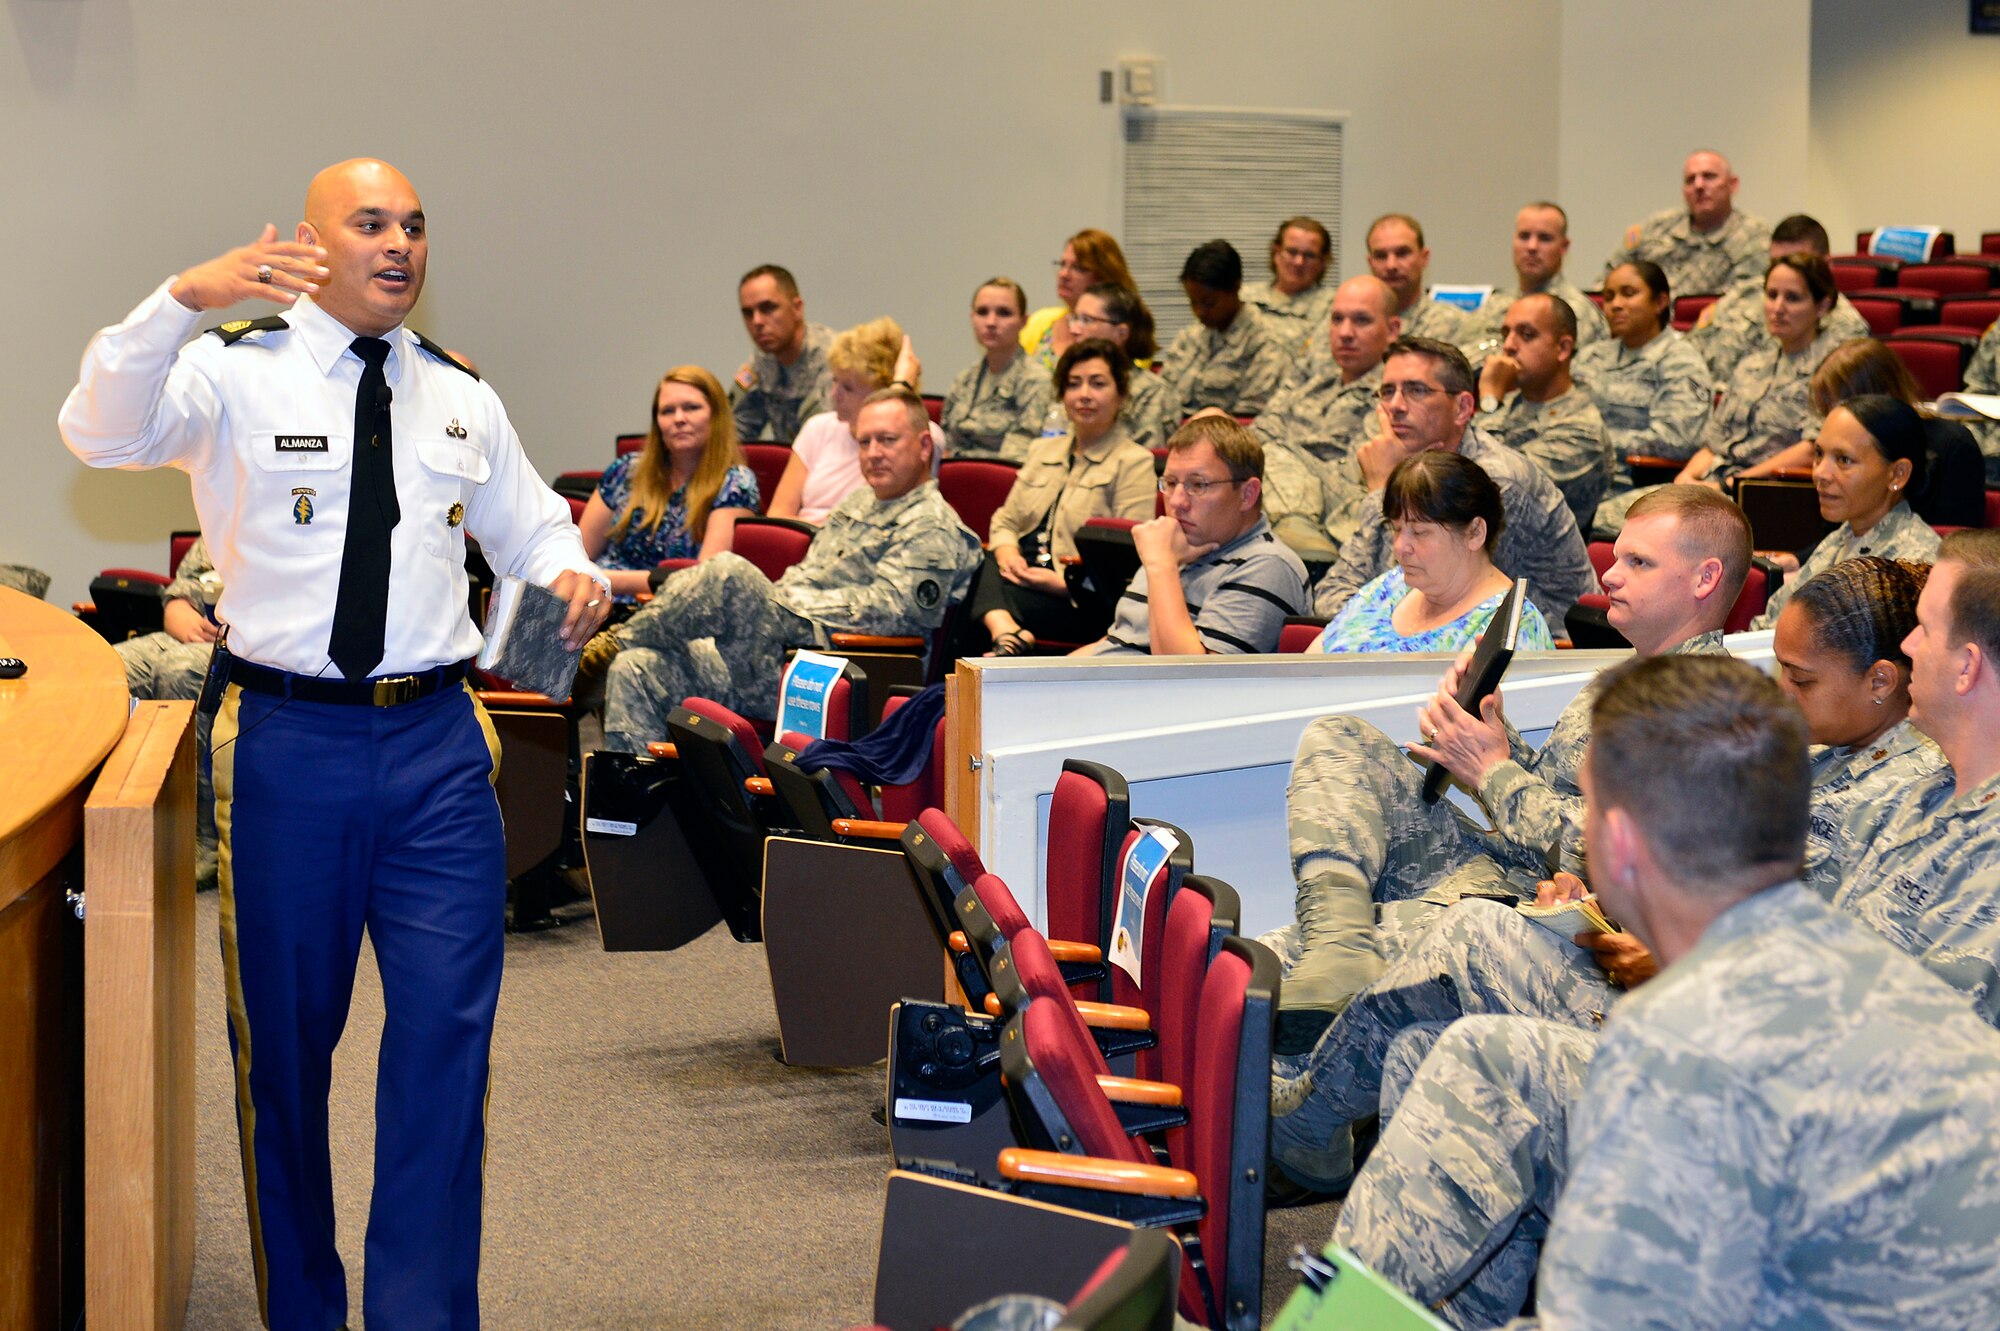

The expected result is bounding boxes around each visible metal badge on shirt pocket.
[414,435,490,555]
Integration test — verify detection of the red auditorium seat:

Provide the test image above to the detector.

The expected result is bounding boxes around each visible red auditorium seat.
[1848,295,1904,337]
[615,432,645,455]
[1670,293,1717,331]
[921,394,944,425]
[1934,294,2000,333]
[1983,232,2000,256]
[727,514,816,582]
[1857,229,1954,259]
[740,442,791,515]
[1278,616,1326,653]
[1887,329,1981,398]
[1831,257,1900,293]
[937,457,1022,543]
[1898,263,1992,297]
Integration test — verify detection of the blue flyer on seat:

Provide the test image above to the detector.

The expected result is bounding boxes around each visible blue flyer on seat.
[1869,226,1942,264]
[1428,283,1495,312]
[1109,825,1177,985]
[776,650,846,740]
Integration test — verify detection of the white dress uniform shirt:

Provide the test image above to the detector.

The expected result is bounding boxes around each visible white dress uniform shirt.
[60,281,602,677]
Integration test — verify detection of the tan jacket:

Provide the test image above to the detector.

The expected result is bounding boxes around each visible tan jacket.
[987,427,1157,563]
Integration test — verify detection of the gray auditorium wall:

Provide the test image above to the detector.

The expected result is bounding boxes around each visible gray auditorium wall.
[7,0,1816,605]
[1809,0,2000,251]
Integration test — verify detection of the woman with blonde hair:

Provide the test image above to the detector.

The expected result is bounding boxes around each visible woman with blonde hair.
[580,365,759,599]
[1021,228,1140,370]
[768,315,937,523]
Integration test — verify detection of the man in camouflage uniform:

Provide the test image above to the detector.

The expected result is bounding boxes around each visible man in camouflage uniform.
[1264,489,1747,1189]
[1687,214,1870,381]
[598,391,979,750]
[0,564,50,597]
[1241,215,1335,362]
[1332,655,2000,1331]
[1472,203,1608,354]
[1159,239,1294,418]
[1367,213,1476,350]
[1475,294,1612,529]
[1311,338,1597,629]
[729,263,833,442]
[1960,317,2000,484]
[1599,150,1772,297]
[1256,275,1402,564]
[114,536,223,887]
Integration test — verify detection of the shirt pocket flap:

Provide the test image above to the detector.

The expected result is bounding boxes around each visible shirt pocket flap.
[415,436,492,485]
[249,430,349,471]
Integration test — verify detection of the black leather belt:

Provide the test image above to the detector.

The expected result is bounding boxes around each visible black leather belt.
[228,658,468,707]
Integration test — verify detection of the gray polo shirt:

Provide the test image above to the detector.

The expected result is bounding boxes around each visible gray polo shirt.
[1087,517,1308,656]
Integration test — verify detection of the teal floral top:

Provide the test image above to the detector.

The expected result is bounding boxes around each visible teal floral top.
[1308,567,1554,654]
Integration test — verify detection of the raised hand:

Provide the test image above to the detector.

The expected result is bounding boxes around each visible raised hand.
[170,224,328,313]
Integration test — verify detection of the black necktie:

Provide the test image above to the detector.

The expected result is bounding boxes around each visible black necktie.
[328,336,400,679]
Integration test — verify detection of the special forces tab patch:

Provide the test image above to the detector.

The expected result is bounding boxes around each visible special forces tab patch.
[291,487,316,524]
[915,578,942,609]
[445,501,465,528]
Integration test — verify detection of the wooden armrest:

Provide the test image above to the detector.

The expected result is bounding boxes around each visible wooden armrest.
[1059,555,1082,567]
[827,632,924,650]
[983,993,1004,1018]
[1075,1000,1151,1031]
[831,817,906,840]
[634,591,653,605]
[73,601,96,615]
[744,777,774,797]
[1768,465,1813,483]
[477,690,563,707]
[947,930,971,954]
[1624,454,1679,470]
[1045,939,1103,965]
[645,742,678,760]
[1095,1074,1182,1107]
[997,1148,1198,1199]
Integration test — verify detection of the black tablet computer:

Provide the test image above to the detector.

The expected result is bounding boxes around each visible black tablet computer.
[1421,578,1526,804]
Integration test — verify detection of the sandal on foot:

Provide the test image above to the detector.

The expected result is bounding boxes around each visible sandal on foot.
[989,628,1037,657]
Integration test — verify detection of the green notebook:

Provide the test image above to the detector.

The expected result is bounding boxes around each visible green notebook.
[1270,1243,1452,1331]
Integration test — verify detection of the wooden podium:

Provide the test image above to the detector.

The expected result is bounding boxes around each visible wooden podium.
[0,589,198,1331]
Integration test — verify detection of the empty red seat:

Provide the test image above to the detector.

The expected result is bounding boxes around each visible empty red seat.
[1279,616,1326,653]
[1832,257,1900,293]
[1848,294,1906,337]
[1936,295,2000,333]
[727,515,817,582]
[937,457,1022,543]
[1858,229,1955,259]
[1984,232,2000,257]
[1670,293,1717,331]
[1888,329,1981,398]
[1899,263,1992,297]
[740,442,791,515]
[615,432,645,455]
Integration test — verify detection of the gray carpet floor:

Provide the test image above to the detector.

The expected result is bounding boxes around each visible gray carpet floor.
[186,891,1341,1329]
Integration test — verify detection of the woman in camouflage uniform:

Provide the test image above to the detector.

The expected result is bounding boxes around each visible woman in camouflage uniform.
[939,277,1051,463]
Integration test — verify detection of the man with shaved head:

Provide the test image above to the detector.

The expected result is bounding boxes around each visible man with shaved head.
[1257,274,1403,562]
[61,158,607,1331]
[1601,150,1772,296]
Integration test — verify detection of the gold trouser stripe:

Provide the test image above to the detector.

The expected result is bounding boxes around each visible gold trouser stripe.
[466,683,502,787]
[464,683,501,1230]
[211,683,272,1326]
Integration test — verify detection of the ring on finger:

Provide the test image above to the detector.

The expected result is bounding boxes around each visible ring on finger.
[256,264,273,284]
[1422,728,1439,745]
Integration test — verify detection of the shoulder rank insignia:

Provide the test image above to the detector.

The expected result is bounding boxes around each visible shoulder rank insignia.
[208,315,290,345]
[410,331,480,380]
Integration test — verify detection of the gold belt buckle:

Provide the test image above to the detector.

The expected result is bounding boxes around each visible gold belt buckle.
[371,674,421,706]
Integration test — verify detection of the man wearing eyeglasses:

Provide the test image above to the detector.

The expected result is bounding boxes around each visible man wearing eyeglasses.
[1314,336,1597,629]
[1074,414,1307,656]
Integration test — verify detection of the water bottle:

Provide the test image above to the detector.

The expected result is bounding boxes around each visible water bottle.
[1040,401,1068,439]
